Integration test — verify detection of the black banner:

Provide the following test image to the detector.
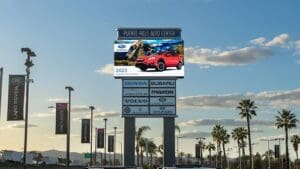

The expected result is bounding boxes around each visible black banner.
[81,119,90,143]
[0,68,3,116]
[117,28,181,40]
[97,128,104,148]
[55,103,68,134]
[108,135,114,152]
[7,75,25,121]
[195,144,200,158]
[275,144,280,158]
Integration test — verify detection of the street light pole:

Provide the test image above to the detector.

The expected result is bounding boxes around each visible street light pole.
[21,48,36,169]
[89,106,95,166]
[104,118,107,166]
[65,86,74,169]
[113,126,117,166]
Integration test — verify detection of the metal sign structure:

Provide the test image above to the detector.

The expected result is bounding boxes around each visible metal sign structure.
[116,27,182,167]
[122,79,176,117]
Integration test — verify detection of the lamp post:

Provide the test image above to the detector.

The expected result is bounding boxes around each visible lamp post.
[89,106,95,166]
[65,86,74,169]
[275,138,284,169]
[176,136,184,165]
[113,126,117,166]
[261,139,276,169]
[196,137,206,166]
[103,118,107,166]
[21,48,36,169]
[251,143,258,169]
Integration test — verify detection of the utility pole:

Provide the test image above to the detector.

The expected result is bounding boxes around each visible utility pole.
[21,48,36,169]
[89,106,95,166]
[65,86,74,169]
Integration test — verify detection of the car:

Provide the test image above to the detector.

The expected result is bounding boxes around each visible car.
[135,51,183,71]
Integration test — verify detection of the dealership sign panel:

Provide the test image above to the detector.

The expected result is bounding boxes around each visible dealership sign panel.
[114,28,184,78]
[7,75,25,121]
[122,79,176,117]
[55,103,68,134]
[81,119,90,143]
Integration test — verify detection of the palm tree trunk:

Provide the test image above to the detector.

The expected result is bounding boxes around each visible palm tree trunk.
[247,116,253,169]
[136,146,140,166]
[209,149,212,167]
[296,151,299,169]
[222,142,227,168]
[150,153,153,166]
[218,143,221,168]
[140,149,144,166]
[242,140,246,169]
[238,142,241,169]
[285,125,289,169]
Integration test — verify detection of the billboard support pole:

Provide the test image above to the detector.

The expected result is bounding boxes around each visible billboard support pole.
[21,48,36,169]
[124,117,135,167]
[163,117,175,167]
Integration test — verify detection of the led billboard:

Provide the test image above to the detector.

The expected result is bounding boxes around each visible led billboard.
[114,28,184,78]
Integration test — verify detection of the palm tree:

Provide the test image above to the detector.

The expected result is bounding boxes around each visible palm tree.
[232,127,248,169]
[136,126,150,166]
[186,153,192,165]
[221,132,230,168]
[237,99,257,169]
[275,109,298,169]
[212,124,224,168]
[147,140,157,166]
[291,135,300,167]
[198,139,206,166]
[206,142,216,167]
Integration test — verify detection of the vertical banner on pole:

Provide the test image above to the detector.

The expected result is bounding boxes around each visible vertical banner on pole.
[108,135,114,152]
[195,144,200,158]
[81,119,90,143]
[0,68,3,116]
[7,75,25,121]
[97,128,105,148]
[274,144,280,158]
[55,103,68,134]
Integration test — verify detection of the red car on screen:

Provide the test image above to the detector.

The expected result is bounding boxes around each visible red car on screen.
[135,52,183,71]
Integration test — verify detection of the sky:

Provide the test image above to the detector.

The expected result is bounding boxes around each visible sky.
[0,0,300,160]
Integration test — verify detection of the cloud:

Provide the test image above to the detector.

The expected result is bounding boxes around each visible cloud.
[0,124,38,130]
[293,40,300,56]
[185,46,273,66]
[178,88,300,109]
[179,119,273,127]
[31,112,54,118]
[177,130,211,138]
[265,33,289,47]
[107,129,123,135]
[72,110,120,121]
[95,64,114,75]
[250,37,266,45]
[48,98,68,102]
[94,111,120,118]
[71,105,90,112]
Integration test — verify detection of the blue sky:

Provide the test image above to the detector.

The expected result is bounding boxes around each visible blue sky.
[0,0,300,159]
